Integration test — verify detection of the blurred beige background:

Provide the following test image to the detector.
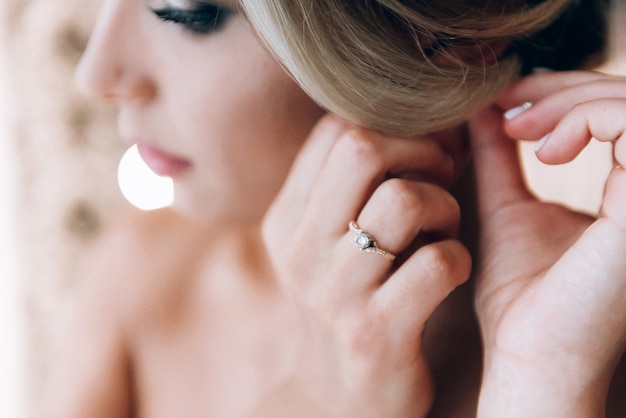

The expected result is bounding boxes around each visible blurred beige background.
[1,0,126,414]
[0,0,624,415]
[1,15,21,416]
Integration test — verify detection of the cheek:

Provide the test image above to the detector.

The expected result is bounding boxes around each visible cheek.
[170,31,323,170]
[211,64,322,157]
[227,38,324,145]
[248,68,325,149]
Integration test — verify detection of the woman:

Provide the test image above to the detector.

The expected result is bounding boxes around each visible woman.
[38,0,625,416]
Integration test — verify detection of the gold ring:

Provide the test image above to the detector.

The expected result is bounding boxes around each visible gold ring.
[349,221,396,261]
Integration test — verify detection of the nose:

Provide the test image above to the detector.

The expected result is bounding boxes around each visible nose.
[76,0,156,104]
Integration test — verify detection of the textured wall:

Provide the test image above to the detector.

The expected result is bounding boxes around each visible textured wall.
[1,0,127,410]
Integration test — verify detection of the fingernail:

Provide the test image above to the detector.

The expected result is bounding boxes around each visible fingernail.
[504,102,533,120]
[534,134,550,152]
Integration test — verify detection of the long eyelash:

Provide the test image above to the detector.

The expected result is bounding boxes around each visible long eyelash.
[152,4,231,35]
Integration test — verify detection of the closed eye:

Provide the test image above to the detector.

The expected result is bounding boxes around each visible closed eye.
[151,2,232,35]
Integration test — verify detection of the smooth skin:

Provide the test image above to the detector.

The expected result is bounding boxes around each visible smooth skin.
[470,70,626,417]
[37,0,473,416]
[36,0,626,415]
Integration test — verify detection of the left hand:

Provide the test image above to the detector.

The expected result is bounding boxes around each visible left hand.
[259,115,471,417]
[469,70,626,417]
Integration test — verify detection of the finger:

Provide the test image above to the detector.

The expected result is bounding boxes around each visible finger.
[497,70,621,110]
[532,98,626,229]
[301,129,455,238]
[356,179,460,258]
[501,76,626,142]
[263,114,350,252]
[269,114,350,221]
[468,105,533,218]
[326,179,460,294]
[535,98,626,164]
[372,239,471,331]
[602,167,626,231]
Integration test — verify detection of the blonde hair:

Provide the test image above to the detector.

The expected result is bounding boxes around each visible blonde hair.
[240,0,600,135]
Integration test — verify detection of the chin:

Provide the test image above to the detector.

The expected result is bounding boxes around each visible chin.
[170,177,276,225]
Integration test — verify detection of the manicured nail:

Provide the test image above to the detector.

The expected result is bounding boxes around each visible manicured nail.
[504,102,533,120]
[534,134,550,152]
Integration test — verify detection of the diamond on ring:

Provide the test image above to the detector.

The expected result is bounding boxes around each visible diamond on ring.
[348,221,396,261]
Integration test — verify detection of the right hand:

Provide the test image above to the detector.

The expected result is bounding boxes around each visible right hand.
[260,115,472,417]
[469,71,626,417]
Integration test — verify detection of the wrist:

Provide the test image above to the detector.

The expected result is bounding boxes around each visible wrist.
[478,351,611,418]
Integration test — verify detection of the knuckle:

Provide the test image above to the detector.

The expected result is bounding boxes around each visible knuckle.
[337,129,386,171]
[420,242,471,285]
[377,179,459,221]
[442,191,462,219]
[378,178,422,215]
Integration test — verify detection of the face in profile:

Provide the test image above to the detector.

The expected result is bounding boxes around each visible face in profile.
[76,0,324,222]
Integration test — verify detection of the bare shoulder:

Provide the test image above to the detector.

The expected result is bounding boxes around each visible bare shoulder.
[36,208,216,416]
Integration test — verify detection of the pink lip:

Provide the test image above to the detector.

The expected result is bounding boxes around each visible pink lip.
[136,141,192,177]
